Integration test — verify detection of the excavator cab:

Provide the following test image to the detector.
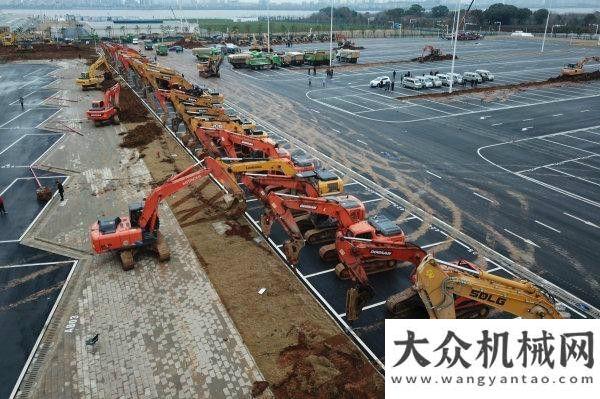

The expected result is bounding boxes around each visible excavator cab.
[90,100,104,110]
[295,169,343,196]
[128,202,144,228]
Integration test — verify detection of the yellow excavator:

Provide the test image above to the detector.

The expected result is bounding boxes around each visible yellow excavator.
[385,255,565,320]
[561,56,600,76]
[76,56,110,90]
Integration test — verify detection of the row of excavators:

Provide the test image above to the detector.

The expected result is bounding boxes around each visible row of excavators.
[89,42,567,323]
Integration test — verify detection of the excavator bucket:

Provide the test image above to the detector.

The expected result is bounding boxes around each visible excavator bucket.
[282,238,305,265]
[345,285,374,322]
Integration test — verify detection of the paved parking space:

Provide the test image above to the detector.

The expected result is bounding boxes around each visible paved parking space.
[479,125,600,208]
[0,62,74,399]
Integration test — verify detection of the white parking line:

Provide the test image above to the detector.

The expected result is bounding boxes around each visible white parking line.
[362,198,383,204]
[421,239,452,249]
[339,300,387,317]
[425,170,442,179]
[473,192,494,203]
[546,166,600,187]
[503,228,540,248]
[304,268,336,278]
[535,220,562,233]
[563,212,600,229]
[0,109,31,128]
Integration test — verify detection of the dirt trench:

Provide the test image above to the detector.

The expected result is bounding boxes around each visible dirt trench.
[0,44,95,62]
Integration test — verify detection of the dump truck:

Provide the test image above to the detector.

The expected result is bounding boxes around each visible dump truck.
[228,52,252,69]
[193,47,223,78]
[336,49,359,63]
[279,51,304,66]
[304,50,331,66]
[156,44,168,56]
[246,51,281,70]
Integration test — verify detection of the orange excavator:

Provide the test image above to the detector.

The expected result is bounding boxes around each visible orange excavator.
[261,193,426,276]
[240,170,344,199]
[194,127,291,159]
[86,83,121,126]
[90,157,244,270]
[260,192,427,320]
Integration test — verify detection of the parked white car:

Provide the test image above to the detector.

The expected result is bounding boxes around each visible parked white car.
[415,76,433,88]
[132,38,139,45]
[475,69,494,81]
[370,76,391,87]
[438,74,452,86]
[402,77,423,90]
[421,75,443,87]
[447,72,463,84]
[463,72,483,83]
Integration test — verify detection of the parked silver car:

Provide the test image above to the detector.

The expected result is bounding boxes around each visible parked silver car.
[402,77,423,90]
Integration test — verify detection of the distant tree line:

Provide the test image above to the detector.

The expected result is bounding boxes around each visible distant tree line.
[300,3,600,34]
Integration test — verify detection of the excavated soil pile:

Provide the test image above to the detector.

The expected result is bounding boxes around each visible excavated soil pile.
[272,329,384,399]
[100,78,117,91]
[397,70,600,100]
[0,44,95,62]
[119,86,149,123]
[172,38,208,49]
[412,54,456,63]
[120,121,162,148]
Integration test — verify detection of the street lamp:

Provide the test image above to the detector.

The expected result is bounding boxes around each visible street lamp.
[541,1,551,53]
[329,0,333,67]
[449,0,462,94]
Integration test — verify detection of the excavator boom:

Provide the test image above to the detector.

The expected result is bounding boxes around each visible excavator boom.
[389,256,564,319]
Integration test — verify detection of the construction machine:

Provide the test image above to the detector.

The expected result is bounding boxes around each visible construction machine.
[76,55,110,90]
[415,45,453,63]
[194,127,291,160]
[193,47,224,78]
[90,158,244,270]
[86,83,121,126]
[261,192,425,280]
[561,56,600,76]
[387,255,564,319]
[241,170,344,200]
[1,26,16,46]
[216,157,315,177]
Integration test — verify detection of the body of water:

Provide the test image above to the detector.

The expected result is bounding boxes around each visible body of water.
[1,8,316,21]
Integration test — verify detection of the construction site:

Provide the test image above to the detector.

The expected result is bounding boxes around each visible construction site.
[1,15,600,399]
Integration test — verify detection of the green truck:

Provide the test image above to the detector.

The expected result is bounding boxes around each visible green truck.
[304,50,331,66]
[156,44,168,56]
[246,51,282,70]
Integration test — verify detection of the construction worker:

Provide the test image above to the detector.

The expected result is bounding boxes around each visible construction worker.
[308,77,312,86]
[313,66,316,75]
[56,180,65,201]
[0,194,6,215]
[308,67,311,75]
[391,81,395,91]
[392,70,396,80]
[19,96,24,110]
[322,78,326,87]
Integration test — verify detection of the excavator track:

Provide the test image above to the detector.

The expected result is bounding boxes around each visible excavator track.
[386,287,428,318]
[303,227,336,245]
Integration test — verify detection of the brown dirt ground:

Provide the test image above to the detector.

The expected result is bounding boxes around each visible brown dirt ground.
[0,43,95,62]
[119,117,384,397]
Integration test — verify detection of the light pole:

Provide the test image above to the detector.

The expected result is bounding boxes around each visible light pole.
[329,0,333,67]
[449,0,461,94]
[267,0,270,53]
[541,1,551,53]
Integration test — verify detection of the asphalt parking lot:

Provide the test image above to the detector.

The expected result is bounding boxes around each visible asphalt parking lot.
[0,63,73,399]
[131,36,600,366]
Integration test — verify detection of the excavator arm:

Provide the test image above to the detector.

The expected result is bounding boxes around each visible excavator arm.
[400,255,563,319]
[218,157,311,176]
[195,127,289,159]
[241,173,320,200]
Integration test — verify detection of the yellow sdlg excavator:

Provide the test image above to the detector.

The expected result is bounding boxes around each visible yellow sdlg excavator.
[561,56,600,76]
[385,255,565,320]
[76,56,110,90]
